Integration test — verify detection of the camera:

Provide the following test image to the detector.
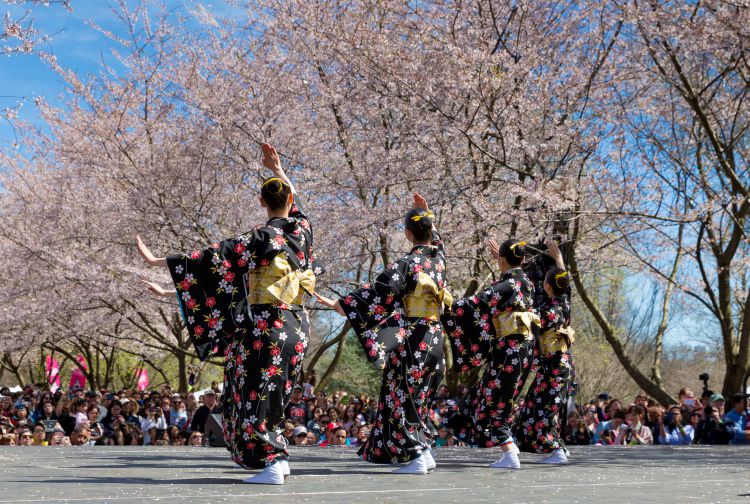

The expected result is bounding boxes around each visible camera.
[699,373,710,391]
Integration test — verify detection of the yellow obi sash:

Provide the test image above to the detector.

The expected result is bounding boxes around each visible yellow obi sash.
[403,272,453,320]
[539,326,576,354]
[246,254,316,306]
[492,311,540,339]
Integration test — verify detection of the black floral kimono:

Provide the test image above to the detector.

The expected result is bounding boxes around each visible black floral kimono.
[516,295,574,454]
[441,268,538,448]
[167,199,322,469]
[338,233,450,464]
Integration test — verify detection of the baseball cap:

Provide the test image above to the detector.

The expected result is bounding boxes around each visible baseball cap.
[293,426,308,437]
[710,393,725,403]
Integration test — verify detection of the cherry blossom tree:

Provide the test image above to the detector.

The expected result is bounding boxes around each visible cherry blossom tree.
[1,0,746,399]
[2,0,71,56]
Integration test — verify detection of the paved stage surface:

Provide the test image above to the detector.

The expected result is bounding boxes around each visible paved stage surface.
[0,445,748,503]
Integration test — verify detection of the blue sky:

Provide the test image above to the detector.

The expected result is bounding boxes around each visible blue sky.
[0,1,238,145]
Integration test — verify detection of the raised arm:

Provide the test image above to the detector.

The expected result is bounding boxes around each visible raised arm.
[136,235,167,267]
[261,143,296,194]
[413,192,443,252]
[545,238,566,270]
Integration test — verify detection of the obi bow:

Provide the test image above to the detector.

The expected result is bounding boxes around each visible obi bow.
[249,254,317,306]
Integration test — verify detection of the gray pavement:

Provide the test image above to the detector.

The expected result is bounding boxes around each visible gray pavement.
[0,445,748,503]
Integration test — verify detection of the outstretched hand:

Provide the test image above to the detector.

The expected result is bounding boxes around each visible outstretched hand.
[545,238,565,269]
[136,235,165,267]
[313,292,345,316]
[413,192,429,211]
[261,143,282,174]
[141,279,175,297]
[488,239,501,261]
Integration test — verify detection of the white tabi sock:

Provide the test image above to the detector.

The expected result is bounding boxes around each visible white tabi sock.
[423,449,437,470]
[489,443,521,469]
[392,454,429,475]
[537,448,568,465]
[242,461,285,485]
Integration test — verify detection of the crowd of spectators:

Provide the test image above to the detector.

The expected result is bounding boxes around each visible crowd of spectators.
[1,380,747,449]
[561,387,749,446]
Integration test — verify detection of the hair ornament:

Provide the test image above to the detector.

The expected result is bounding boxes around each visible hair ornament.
[262,177,285,194]
[410,210,434,223]
[509,241,526,258]
[555,270,568,289]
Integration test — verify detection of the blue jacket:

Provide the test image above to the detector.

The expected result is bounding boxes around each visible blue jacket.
[723,409,749,444]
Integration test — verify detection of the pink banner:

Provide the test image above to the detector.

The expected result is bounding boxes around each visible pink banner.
[136,368,149,391]
[45,355,61,393]
[69,354,87,390]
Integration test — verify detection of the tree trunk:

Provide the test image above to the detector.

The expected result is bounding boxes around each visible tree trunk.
[306,323,350,374]
[568,247,676,405]
[317,333,348,392]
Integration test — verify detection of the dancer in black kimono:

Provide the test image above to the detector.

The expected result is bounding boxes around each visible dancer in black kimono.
[441,239,539,469]
[315,193,450,475]
[137,143,322,485]
[515,239,574,464]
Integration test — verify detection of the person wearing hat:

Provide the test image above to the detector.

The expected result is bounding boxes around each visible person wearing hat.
[694,399,732,445]
[13,403,29,426]
[710,393,726,416]
[48,427,67,446]
[292,426,308,446]
[316,422,338,447]
[190,389,221,434]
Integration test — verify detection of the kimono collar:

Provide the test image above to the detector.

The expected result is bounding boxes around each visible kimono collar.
[266,216,297,231]
[501,267,524,280]
[410,244,438,257]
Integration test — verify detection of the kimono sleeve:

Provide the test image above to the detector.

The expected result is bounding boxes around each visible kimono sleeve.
[166,230,266,361]
[440,286,496,371]
[289,195,308,222]
[338,258,410,336]
[290,196,325,276]
[432,228,445,255]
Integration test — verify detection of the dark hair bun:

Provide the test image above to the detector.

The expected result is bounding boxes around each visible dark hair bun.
[499,239,527,266]
[545,267,570,296]
[404,209,433,242]
[260,176,292,211]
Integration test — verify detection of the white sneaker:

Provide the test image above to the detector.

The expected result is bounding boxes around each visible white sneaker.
[423,449,437,470]
[392,454,429,475]
[280,460,290,476]
[242,461,285,485]
[489,445,521,469]
[538,449,568,465]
